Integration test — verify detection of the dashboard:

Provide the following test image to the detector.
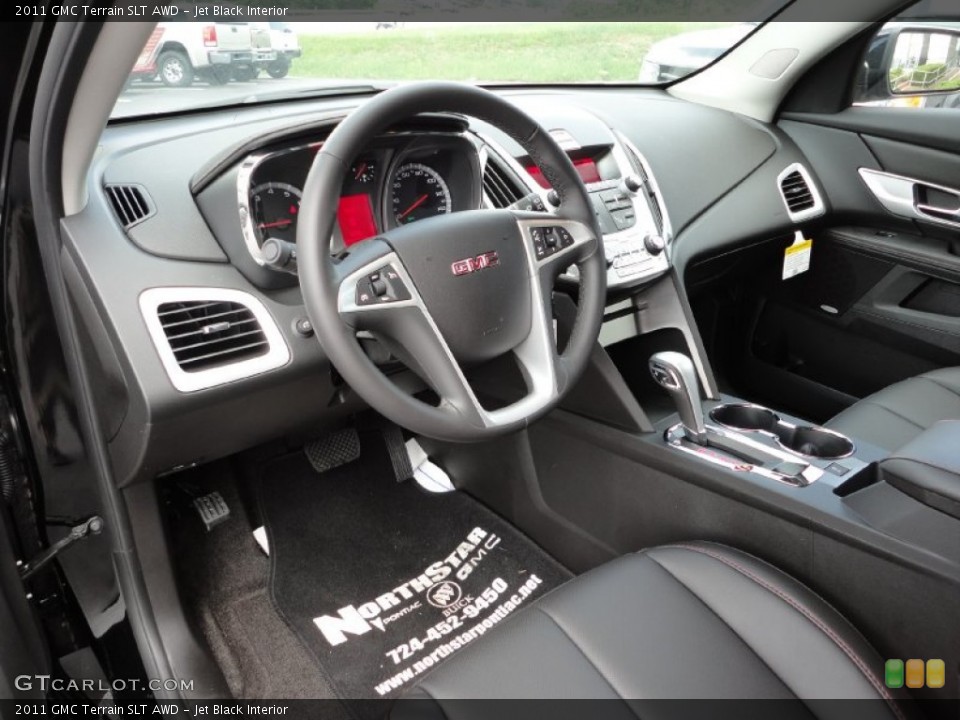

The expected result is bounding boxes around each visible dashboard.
[70,88,809,485]
[218,109,673,294]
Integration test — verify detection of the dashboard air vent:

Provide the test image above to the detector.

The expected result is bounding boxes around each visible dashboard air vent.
[778,164,824,221]
[105,184,154,229]
[157,301,268,373]
[483,158,526,208]
[622,139,665,233]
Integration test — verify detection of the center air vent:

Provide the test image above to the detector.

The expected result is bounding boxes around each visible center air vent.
[778,164,824,222]
[105,184,154,229]
[140,289,290,393]
[483,158,526,208]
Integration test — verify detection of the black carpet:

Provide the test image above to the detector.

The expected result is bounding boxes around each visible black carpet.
[258,433,570,702]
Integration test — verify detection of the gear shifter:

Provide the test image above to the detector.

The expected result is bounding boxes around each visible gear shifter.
[649,352,707,445]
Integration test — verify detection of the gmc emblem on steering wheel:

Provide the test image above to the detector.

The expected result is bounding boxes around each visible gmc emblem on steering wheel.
[451,251,500,277]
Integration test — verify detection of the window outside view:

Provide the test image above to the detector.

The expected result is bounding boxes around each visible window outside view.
[115,20,764,118]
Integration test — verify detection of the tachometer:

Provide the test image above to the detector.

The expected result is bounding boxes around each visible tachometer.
[250,182,301,245]
[391,163,452,225]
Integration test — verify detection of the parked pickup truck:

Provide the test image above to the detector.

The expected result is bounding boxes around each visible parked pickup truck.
[154,21,256,87]
[251,22,302,79]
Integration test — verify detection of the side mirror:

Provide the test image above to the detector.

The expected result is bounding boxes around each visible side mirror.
[887,26,960,97]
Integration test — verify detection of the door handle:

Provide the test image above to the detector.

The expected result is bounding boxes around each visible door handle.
[860,168,960,231]
[916,203,960,221]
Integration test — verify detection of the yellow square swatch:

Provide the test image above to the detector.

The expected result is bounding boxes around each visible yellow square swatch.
[926,659,945,689]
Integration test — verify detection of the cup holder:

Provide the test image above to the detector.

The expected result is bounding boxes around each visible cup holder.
[709,404,780,432]
[709,404,855,460]
[778,427,855,460]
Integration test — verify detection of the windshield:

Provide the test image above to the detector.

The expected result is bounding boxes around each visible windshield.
[114,19,774,119]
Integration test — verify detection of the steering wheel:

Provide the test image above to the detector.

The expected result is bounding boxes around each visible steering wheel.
[298,82,607,442]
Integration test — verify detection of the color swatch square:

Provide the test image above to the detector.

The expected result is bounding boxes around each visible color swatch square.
[885,659,904,689]
[906,659,925,689]
[926,659,945,689]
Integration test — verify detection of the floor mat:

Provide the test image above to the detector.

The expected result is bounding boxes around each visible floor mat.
[258,433,570,701]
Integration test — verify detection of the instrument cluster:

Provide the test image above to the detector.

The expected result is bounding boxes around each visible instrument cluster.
[239,133,482,264]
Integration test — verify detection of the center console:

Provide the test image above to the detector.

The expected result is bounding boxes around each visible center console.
[649,350,878,491]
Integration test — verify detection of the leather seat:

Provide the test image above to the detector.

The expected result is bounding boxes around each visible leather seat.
[827,367,960,451]
[397,542,909,712]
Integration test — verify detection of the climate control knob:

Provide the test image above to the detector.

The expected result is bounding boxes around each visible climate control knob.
[643,234,666,256]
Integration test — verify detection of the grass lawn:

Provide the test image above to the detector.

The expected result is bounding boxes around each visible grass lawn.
[293,23,726,84]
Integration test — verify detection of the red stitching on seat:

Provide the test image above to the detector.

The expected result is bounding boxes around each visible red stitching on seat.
[661,544,906,720]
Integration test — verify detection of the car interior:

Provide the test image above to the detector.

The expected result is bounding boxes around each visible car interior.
[3,2,960,716]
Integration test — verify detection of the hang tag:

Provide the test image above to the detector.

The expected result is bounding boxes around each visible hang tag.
[783,231,813,280]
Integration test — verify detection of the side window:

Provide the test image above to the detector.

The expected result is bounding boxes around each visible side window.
[853,12,960,109]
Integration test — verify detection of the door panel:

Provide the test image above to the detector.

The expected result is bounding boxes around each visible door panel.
[745,109,960,421]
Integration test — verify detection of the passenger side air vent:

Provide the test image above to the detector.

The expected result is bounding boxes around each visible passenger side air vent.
[483,158,526,208]
[778,164,824,222]
[157,301,268,373]
[105,184,154,229]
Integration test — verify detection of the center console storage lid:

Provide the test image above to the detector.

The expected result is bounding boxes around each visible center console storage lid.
[879,420,960,521]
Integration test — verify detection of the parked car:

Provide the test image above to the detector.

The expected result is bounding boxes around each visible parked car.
[250,21,302,79]
[638,22,759,82]
[127,26,166,85]
[154,20,255,87]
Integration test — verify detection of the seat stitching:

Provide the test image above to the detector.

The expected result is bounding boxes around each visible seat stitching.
[862,400,925,429]
[660,544,906,720]
[534,605,642,716]
[642,552,803,703]
[918,375,960,398]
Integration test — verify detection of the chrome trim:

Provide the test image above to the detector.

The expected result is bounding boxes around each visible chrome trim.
[709,403,781,431]
[476,124,673,290]
[665,423,822,487]
[708,403,856,461]
[612,130,675,243]
[777,162,826,223]
[859,168,960,231]
[334,217,593,430]
[238,128,481,266]
[139,287,291,393]
[775,424,857,462]
[237,141,322,266]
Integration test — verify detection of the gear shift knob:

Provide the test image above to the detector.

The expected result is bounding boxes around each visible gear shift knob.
[649,352,707,445]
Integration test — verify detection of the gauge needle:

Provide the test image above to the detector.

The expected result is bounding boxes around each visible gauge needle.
[398,194,429,221]
[354,162,367,180]
[258,219,293,229]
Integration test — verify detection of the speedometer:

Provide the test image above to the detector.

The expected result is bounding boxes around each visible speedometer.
[251,182,301,245]
[391,163,452,226]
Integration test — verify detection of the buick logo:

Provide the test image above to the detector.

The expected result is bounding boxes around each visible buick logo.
[427,581,463,609]
[451,251,500,277]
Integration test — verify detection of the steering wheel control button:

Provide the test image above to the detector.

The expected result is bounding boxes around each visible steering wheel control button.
[531,226,576,262]
[356,264,412,306]
[356,278,376,306]
[557,227,575,248]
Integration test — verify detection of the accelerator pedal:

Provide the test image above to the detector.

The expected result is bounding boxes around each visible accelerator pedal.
[303,428,361,474]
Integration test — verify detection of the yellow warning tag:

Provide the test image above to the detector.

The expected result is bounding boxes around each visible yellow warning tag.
[783,231,812,280]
